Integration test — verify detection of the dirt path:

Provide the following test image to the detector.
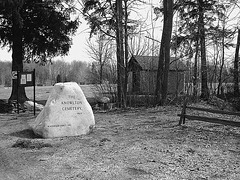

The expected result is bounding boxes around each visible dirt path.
[0,106,240,180]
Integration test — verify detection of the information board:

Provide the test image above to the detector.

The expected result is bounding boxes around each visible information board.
[18,71,35,87]
[16,70,36,115]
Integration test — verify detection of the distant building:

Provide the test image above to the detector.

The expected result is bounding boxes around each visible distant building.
[127,55,186,94]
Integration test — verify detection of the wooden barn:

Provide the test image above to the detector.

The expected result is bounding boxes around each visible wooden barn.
[127,55,186,95]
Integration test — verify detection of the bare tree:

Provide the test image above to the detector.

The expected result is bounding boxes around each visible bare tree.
[0,61,12,86]
[155,0,174,105]
[86,34,113,84]
[234,28,240,96]
[115,0,125,107]
[67,61,88,84]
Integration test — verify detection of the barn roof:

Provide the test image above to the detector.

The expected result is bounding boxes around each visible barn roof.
[128,55,186,71]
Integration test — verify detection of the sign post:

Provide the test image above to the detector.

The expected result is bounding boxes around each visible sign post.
[11,71,20,114]
[33,69,36,115]
[18,69,36,115]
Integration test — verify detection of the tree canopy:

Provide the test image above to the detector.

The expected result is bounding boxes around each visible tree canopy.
[0,0,79,63]
[0,0,79,102]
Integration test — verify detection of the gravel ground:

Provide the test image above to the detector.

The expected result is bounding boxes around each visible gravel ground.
[0,105,240,180]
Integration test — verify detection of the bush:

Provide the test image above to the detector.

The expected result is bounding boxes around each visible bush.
[218,92,240,111]
[230,97,240,111]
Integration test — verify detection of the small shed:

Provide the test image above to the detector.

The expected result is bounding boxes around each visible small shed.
[127,55,186,94]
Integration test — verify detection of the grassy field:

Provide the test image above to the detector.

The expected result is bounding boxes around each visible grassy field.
[0,85,99,103]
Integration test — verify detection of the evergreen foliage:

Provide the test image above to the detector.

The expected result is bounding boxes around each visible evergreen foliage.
[0,0,79,63]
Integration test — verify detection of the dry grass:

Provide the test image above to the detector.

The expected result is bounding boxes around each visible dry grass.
[0,105,240,179]
[1,87,240,179]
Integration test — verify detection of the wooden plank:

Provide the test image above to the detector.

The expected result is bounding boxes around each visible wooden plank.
[178,114,240,127]
[186,106,240,117]
[179,100,187,125]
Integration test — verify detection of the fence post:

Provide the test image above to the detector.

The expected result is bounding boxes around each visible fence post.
[179,96,188,125]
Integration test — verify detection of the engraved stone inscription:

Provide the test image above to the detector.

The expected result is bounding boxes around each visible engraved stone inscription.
[47,124,71,128]
[61,95,83,112]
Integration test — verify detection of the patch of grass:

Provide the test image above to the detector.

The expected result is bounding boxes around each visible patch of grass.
[0,85,99,103]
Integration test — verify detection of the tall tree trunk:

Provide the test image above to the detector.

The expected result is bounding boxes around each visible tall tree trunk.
[198,0,209,100]
[99,63,103,84]
[155,0,173,105]
[9,2,28,103]
[116,0,125,108]
[161,0,173,105]
[123,0,128,107]
[233,28,240,96]
[99,34,104,84]
[155,40,164,103]
[193,35,199,98]
[217,24,225,96]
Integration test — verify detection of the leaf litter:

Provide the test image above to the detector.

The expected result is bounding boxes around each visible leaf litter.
[0,104,240,179]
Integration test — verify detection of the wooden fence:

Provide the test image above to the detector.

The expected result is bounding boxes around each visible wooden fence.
[178,104,240,127]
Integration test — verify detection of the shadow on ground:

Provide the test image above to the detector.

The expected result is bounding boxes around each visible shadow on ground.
[10,129,42,139]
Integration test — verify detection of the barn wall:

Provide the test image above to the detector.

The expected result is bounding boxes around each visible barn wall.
[128,70,185,95]
[128,72,133,92]
[140,71,156,94]
[168,71,185,94]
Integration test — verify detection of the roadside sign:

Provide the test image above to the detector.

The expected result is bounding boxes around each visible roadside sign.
[12,71,18,79]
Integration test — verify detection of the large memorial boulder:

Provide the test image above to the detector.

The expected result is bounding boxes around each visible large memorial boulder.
[32,82,95,138]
